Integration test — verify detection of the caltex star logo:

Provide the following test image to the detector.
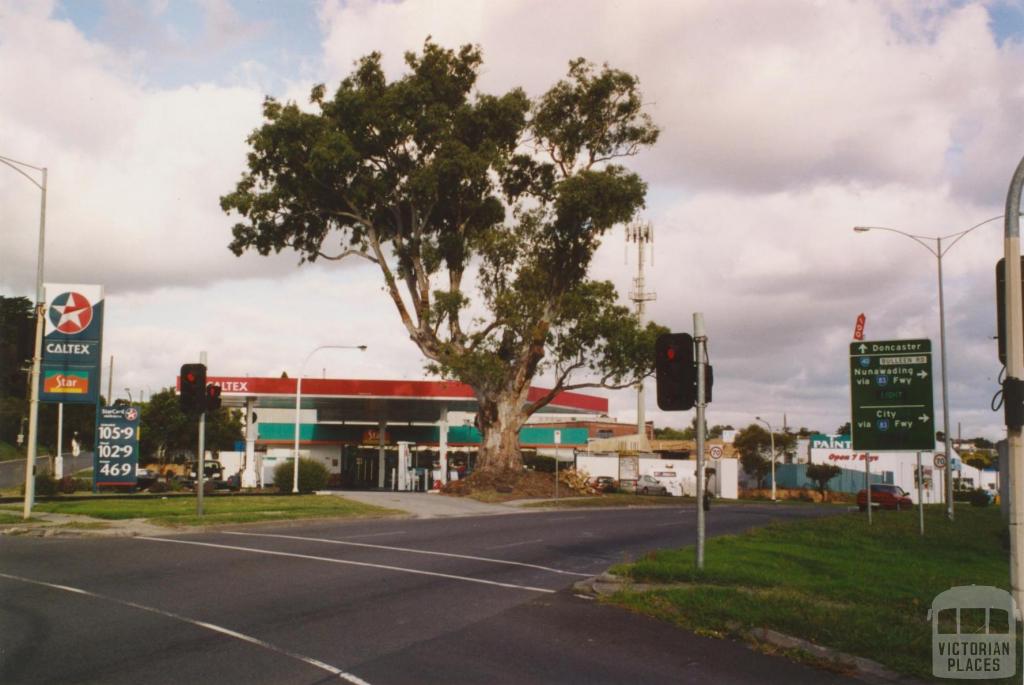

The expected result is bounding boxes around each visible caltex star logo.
[48,291,93,334]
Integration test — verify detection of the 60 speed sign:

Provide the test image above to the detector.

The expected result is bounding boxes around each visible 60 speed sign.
[95,405,139,486]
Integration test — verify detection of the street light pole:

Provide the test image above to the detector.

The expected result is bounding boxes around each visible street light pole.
[1,155,47,520]
[854,215,1010,522]
[755,416,776,501]
[293,344,366,493]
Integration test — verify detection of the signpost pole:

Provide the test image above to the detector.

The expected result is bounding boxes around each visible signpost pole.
[866,450,872,525]
[197,351,206,517]
[554,430,561,499]
[917,451,924,536]
[694,312,707,570]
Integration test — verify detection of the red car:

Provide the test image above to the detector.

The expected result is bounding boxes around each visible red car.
[857,484,913,511]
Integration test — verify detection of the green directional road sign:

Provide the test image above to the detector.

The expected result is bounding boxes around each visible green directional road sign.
[850,339,935,451]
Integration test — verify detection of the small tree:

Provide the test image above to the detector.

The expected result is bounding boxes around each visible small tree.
[805,463,841,502]
[734,424,773,487]
[273,458,328,493]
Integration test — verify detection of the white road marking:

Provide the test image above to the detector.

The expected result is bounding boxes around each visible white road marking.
[338,531,407,540]
[0,571,370,684]
[138,536,558,593]
[484,538,545,550]
[222,531,591,577]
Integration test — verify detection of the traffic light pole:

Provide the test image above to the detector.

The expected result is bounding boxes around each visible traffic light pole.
[694,313,707,570]
[197,351,206,517]
[1004,155,1024,611]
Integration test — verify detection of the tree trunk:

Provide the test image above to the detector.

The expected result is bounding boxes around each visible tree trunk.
[475,391,528,473]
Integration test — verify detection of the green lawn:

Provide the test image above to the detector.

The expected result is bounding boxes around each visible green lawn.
[610,506,1014,681]
[2,495,402,527]
[0,441,23,462]
[0,511,38,525]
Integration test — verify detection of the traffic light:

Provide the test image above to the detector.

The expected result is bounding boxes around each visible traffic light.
[205,383,222,412]
[655,333,696,411]
[179,363,206,416]
[996,257,1024,365]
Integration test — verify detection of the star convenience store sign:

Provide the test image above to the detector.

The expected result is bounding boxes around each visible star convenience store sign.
[849,339,934,451]
[40,283,104,405]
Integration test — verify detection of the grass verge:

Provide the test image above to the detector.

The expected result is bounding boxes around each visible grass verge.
[0,441,23,462]
[3,495,401,527]
[609,506,1014,681]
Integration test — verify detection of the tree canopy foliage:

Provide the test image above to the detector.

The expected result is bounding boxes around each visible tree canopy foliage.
[222,41,664,471]
[140,388,243,465]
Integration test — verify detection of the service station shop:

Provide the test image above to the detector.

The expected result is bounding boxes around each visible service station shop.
[180,377,605,489]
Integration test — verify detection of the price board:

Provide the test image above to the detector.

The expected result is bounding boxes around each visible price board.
[95,405,139,486]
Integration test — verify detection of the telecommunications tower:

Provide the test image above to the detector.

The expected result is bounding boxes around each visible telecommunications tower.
[626,221,656,437]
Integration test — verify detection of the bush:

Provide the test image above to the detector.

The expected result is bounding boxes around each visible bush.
[57,476,90,493]
[149,480,170,494]
[22,473,59,497]
[273,458,329,493]
[969,489,992,508]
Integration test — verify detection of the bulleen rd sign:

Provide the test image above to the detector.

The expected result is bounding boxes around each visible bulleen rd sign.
[850,339,934,451]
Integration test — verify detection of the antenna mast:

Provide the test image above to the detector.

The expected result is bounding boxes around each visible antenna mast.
[626,221,657,437]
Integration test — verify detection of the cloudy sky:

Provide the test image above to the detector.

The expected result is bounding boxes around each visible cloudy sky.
[2,0,1023,439]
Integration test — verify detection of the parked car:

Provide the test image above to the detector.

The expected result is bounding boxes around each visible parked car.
[635,474,668,496]
[593,476,617,493]
[857,484,912,511]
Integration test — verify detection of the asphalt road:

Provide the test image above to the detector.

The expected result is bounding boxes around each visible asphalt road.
[0,503,860,684]
[0,452,92,489]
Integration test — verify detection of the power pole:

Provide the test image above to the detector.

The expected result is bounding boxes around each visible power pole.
[627,221,656,438]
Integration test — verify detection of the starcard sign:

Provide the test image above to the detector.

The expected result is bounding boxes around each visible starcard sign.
[40,283,104,404]
[95,405,139,486]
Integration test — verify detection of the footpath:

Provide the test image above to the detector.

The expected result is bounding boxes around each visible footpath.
[2,490,536,538]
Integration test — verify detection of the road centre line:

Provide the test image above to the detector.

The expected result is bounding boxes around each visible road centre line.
[138,537,558,593]
[223,531,592,577]
[0,571,370,685]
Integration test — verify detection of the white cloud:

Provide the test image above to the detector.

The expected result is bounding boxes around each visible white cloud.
[3,0,1023,441]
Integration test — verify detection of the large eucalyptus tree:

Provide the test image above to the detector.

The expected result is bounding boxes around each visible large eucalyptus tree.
[222,41,663,472]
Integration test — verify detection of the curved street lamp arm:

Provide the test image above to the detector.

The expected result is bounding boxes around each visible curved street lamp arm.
[939,214,1018,256]
[855,225,938,256]
[0,155,44,189]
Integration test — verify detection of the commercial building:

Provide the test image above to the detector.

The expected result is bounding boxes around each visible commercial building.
[192,376,606,488]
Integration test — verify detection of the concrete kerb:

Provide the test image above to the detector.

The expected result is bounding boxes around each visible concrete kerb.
[573,573,924,685]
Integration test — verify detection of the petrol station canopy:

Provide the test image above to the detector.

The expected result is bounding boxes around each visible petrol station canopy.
[187,376,608,423]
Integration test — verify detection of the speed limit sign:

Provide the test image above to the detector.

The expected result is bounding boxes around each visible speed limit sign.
[933,453,947,469]
[709,445,723,460]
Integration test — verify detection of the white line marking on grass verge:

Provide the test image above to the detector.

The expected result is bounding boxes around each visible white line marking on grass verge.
[137,537,557,593]
[0,571,370,684]
[222,531,591,577]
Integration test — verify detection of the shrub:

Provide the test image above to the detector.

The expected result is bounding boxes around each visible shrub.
[273,458,329,493]
[969,489,992,508]
[56,476,89,493]
[149,480,170,494]
[23,473,59,497]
